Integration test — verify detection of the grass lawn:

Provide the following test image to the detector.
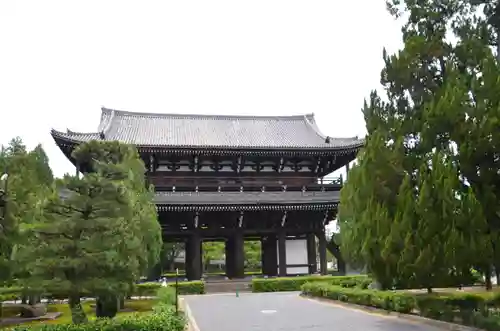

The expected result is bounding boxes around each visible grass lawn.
[0,299,157,329]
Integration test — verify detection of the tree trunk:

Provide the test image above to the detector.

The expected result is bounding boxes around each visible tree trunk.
[485,267,493,291]
[427,287,432,294]
[119,296,125,310]
[495,270,500,287]
[28,295,40,305]
[68,293,87,324]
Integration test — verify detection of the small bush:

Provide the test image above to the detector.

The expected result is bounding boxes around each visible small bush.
[157,287,176,306]
[251,275,370,292]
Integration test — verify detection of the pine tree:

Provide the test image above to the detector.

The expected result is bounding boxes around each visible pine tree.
[383,0,500,288]
[0,139,52,285]
[17,165,142,323]
[16,140,162,323]
[72,141,162,277]
[338,132,406,288]
[340,0,498,289]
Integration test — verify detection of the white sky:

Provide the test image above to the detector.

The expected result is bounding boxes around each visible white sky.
[0,0,403,178]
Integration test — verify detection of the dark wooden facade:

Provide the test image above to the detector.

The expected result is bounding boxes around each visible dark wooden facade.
[51,107,363,280]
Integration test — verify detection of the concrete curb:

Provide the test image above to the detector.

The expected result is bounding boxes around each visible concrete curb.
[301,295,482,331]
[179,297,200,331]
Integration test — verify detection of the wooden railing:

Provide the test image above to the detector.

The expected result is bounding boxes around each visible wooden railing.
[150,176,343,192]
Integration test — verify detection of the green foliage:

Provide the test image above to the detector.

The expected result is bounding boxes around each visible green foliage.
[174,281,205,295]
[0,280,205,303]
[337,134,405,288]
[301,283,500,330]
[339,0,499,290]
[158,243,183,274]
[251,275,371,292]
[202,242,224,271]
[9,309,185,331]
[244,241,261,270]
[73,141,162,277]
[302,282,415,313]
[12,140,162,323]
[156,287,176,306]
[0,139,54,283]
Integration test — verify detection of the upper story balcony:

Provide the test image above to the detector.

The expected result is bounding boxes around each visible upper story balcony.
[151,175,343,193]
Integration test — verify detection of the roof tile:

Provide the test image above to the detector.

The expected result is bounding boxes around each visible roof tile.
[52,107,363,150]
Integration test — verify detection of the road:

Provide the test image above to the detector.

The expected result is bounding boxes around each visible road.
[183,292,443,331]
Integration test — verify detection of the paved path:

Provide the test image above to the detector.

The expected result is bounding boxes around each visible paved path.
[184,292,442,331]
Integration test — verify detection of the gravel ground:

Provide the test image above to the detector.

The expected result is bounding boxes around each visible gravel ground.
[184,291,443,331]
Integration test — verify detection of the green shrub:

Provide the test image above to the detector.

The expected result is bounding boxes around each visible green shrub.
[0,287,22,302]
[174,281,205,295]
[251,275,370,292]
[10,307,185,331]
[301,282,500,331]
[157,287,176,306]
[301,282,415,313]
[134,282,162,297]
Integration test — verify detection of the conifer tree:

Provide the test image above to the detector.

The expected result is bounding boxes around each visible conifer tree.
[339,0,497,288]
[338,132,406,288]
[0,139,53,285]
[16,140,162,323]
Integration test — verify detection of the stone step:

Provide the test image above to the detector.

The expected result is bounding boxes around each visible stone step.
[204,280,252,293]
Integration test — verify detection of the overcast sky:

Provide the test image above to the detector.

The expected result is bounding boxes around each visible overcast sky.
[0,0,402,177]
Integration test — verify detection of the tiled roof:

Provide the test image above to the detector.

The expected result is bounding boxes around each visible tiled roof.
[51,107,363,150]
[154,190,340,205]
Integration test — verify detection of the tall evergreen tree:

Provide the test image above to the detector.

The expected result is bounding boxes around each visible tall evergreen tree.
[16,140,162,323]
[383,0,500,287]
[339,0,497,289]
[0,139,52,285]
[338,132,406,289]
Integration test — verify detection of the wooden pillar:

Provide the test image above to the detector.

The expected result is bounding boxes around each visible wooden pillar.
[306,233,317,274]
[261,237,268,274]
[186,234,202,280]
[200,240,204,276]
[318,231,327,275]
[278,231,287,277]
[261,235,277,276]
[232,232,245,279]
[225,238,234,278]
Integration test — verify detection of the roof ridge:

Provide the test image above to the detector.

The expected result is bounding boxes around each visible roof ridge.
[101,106,313,120]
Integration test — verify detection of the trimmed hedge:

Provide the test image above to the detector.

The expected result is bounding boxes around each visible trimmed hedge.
[134,281,204,296]
[9,306,185,331]
[0,281,205,303]
[251,275,371,292]
[301,282,500,331]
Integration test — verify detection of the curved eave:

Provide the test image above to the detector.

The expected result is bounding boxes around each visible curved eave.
[51,135,364,158]
[155,202,339,212]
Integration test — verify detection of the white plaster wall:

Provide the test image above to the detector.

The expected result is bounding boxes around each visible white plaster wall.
[277,239,308,275]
